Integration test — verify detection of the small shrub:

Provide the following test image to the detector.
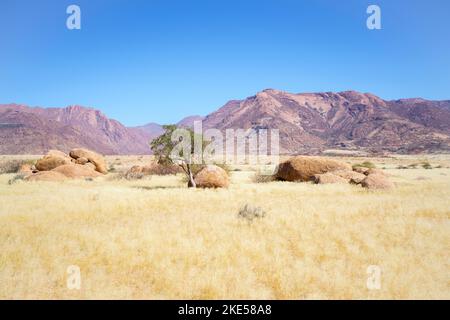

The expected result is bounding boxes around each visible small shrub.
[108,171,151,181]
[422,162,432,170]
[238,204,266,222]
[352,161,376,170]
[127,172,145,180]
[108,165,116,173]
[397,165,408,169]
[408,163,418,169]
[0,159,35,174]
[8,173,26,185]
[105,172,126,181]
[113,163,183,180]
[148,164,183,176]
[251,172,276,183]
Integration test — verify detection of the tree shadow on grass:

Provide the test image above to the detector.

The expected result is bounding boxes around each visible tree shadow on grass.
[131,185,184,191]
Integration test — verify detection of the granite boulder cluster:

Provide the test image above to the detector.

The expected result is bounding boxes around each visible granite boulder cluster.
[22,148,107,181]
[275,156,394,190]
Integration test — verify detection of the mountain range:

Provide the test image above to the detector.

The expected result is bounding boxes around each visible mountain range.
[1,89,449,155]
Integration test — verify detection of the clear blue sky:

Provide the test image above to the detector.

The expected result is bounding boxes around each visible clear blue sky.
[1,0,449,126]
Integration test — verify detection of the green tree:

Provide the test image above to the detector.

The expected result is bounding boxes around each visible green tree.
[150,125,208,188]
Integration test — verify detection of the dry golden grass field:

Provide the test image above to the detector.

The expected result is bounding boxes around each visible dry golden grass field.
[0,154,449,299]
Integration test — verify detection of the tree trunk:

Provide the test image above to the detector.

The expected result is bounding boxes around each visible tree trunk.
[187,163,196,188]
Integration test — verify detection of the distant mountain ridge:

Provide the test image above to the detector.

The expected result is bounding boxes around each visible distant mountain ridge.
[1,89,450,155]
[202,90,450,154]
[0,104,151,154]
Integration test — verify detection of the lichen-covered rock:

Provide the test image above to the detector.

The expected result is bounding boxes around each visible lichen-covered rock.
[276,156,351,182]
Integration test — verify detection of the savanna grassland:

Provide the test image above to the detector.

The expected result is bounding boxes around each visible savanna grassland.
[0,154,449,299]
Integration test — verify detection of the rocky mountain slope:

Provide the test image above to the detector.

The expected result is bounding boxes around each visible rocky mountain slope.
[0,104,151,154]
[1,90,449,155]
[202,90,450,154]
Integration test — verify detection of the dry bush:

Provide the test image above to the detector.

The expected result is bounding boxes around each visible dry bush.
[105,172,123,181]
[124,171,146,180]
[0,159,35,174]
[104,171,143,181]
[147,164,183,176]
[422,162,432,169]
[111,171,151,181]
[352,161,376,170]
[251,172,276,183]
[238,204,266,222]
[7,173,26,185]
[110,163,181,180]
